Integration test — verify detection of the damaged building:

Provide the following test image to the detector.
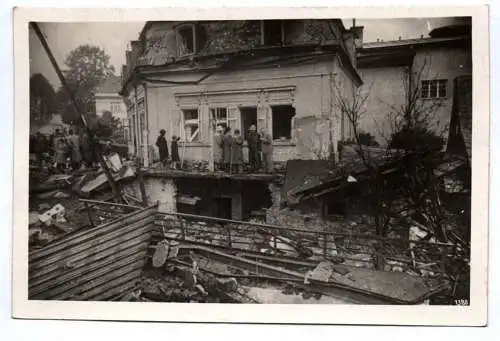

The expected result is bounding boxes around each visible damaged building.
[119,19,363,220]
[356,17,472,142]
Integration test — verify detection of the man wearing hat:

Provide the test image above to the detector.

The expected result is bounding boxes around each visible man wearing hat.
[247,124,261,172]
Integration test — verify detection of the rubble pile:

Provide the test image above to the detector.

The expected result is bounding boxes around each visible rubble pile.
[29,153,139,248]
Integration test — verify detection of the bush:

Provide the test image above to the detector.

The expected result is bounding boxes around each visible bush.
[358,132,379,147]
[389,126,444,153]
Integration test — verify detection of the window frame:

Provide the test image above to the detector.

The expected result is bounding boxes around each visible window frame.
[270,104,296,141]
[210,107,229,131]
[261,20,295,46]
[176,23,197,57]
[420,79,448,99]
[181,108,201,143]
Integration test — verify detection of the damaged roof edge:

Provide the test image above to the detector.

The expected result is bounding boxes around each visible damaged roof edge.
[120,42,362,96]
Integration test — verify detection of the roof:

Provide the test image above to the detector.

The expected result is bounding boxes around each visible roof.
[360,35,470,50]
[95,74,122,95]
[286,145,401,203]
[281,160,333,204]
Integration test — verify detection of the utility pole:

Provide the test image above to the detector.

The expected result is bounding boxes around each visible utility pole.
[30,22,121,199]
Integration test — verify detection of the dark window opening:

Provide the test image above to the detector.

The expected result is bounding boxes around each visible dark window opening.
[178,25,194,55]
[263,20,283,46]
[212,197,232,219]
[240,107,258,140]
[282,20,298,44]
[271,105,295,140]
[326,201,347,216]
[177,24,206,56]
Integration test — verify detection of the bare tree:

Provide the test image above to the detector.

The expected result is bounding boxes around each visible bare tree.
[332,57,449,243]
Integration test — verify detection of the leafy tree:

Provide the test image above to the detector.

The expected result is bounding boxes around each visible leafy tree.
[94,111,120,138]
[30,73,57,125]
[56,45,115,125]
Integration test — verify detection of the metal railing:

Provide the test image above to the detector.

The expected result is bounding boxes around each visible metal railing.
[154,211,463,276]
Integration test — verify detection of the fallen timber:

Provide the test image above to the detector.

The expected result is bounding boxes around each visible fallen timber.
[157,242,448,305]
[28,204,157,301]
[28,201,450,303]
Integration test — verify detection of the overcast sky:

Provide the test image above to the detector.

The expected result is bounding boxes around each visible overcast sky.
[29,18,458,89]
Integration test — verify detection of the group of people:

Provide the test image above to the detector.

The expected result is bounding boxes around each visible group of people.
[155,124,273,173]
[213,125,273,173]
[30,128,100,173]
[155,129,181,169]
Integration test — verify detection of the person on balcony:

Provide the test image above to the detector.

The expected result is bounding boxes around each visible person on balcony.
[222,126,233,172]
[247,125,261,172]
[171,135,180,170]
[155,129,169,168]
[232,129,244,173]
[213,125,224,171]
[260,128,274,173]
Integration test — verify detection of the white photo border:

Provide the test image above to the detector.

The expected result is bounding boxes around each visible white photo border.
[12,5,489,326]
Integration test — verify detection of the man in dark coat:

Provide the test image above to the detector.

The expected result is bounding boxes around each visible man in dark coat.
[156,129,169,167]
[222,127,233,172]
[247,124,261,172]
[171,135,180,169]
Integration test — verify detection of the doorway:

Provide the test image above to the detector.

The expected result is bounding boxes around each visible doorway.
[240,106,257,140]
[212,197,232,219]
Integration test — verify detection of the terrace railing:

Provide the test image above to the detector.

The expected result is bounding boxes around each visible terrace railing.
[154,211,465,277]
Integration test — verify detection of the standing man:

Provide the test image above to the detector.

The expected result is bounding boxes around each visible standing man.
[80,131,94,169]
[232,129,244,173]
[260,128,274,173]
[213,125,224,171]
[222,127,233,172]
[67,129,82,171]
[170,135,180,169]
[247,125,261,172]
[155,129,169,168]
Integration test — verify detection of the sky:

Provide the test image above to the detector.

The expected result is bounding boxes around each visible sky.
[29,18,460,90]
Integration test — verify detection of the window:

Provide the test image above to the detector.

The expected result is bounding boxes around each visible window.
[420,79,447,99]
[176,23,207,56]
[182,109,200,142]
[271,105,295,140]
[110,102,123,114]
[210,107,228,131]
[262,20,295,46]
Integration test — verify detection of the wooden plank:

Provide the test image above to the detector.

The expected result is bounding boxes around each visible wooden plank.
[33,255,146,300]
[88,275,142,301]
[29,207,156,261]
[56,260,146,301]
[29,216,154,274]
[29,228,152,286]
[29,240,150,295]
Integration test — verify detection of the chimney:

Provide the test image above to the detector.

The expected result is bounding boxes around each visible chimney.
[130,40,143,69]
[126,50,132,68]
[349,25,364,48]
[399,36,402,40]
[420,34,424,39]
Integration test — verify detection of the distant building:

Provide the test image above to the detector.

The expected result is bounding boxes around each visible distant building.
[95,74,129,143]
[356,18,472,144]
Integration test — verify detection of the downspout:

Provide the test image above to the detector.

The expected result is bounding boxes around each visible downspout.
[143,82,150,168]
[407,58,413,110]
[134,84,141,166]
